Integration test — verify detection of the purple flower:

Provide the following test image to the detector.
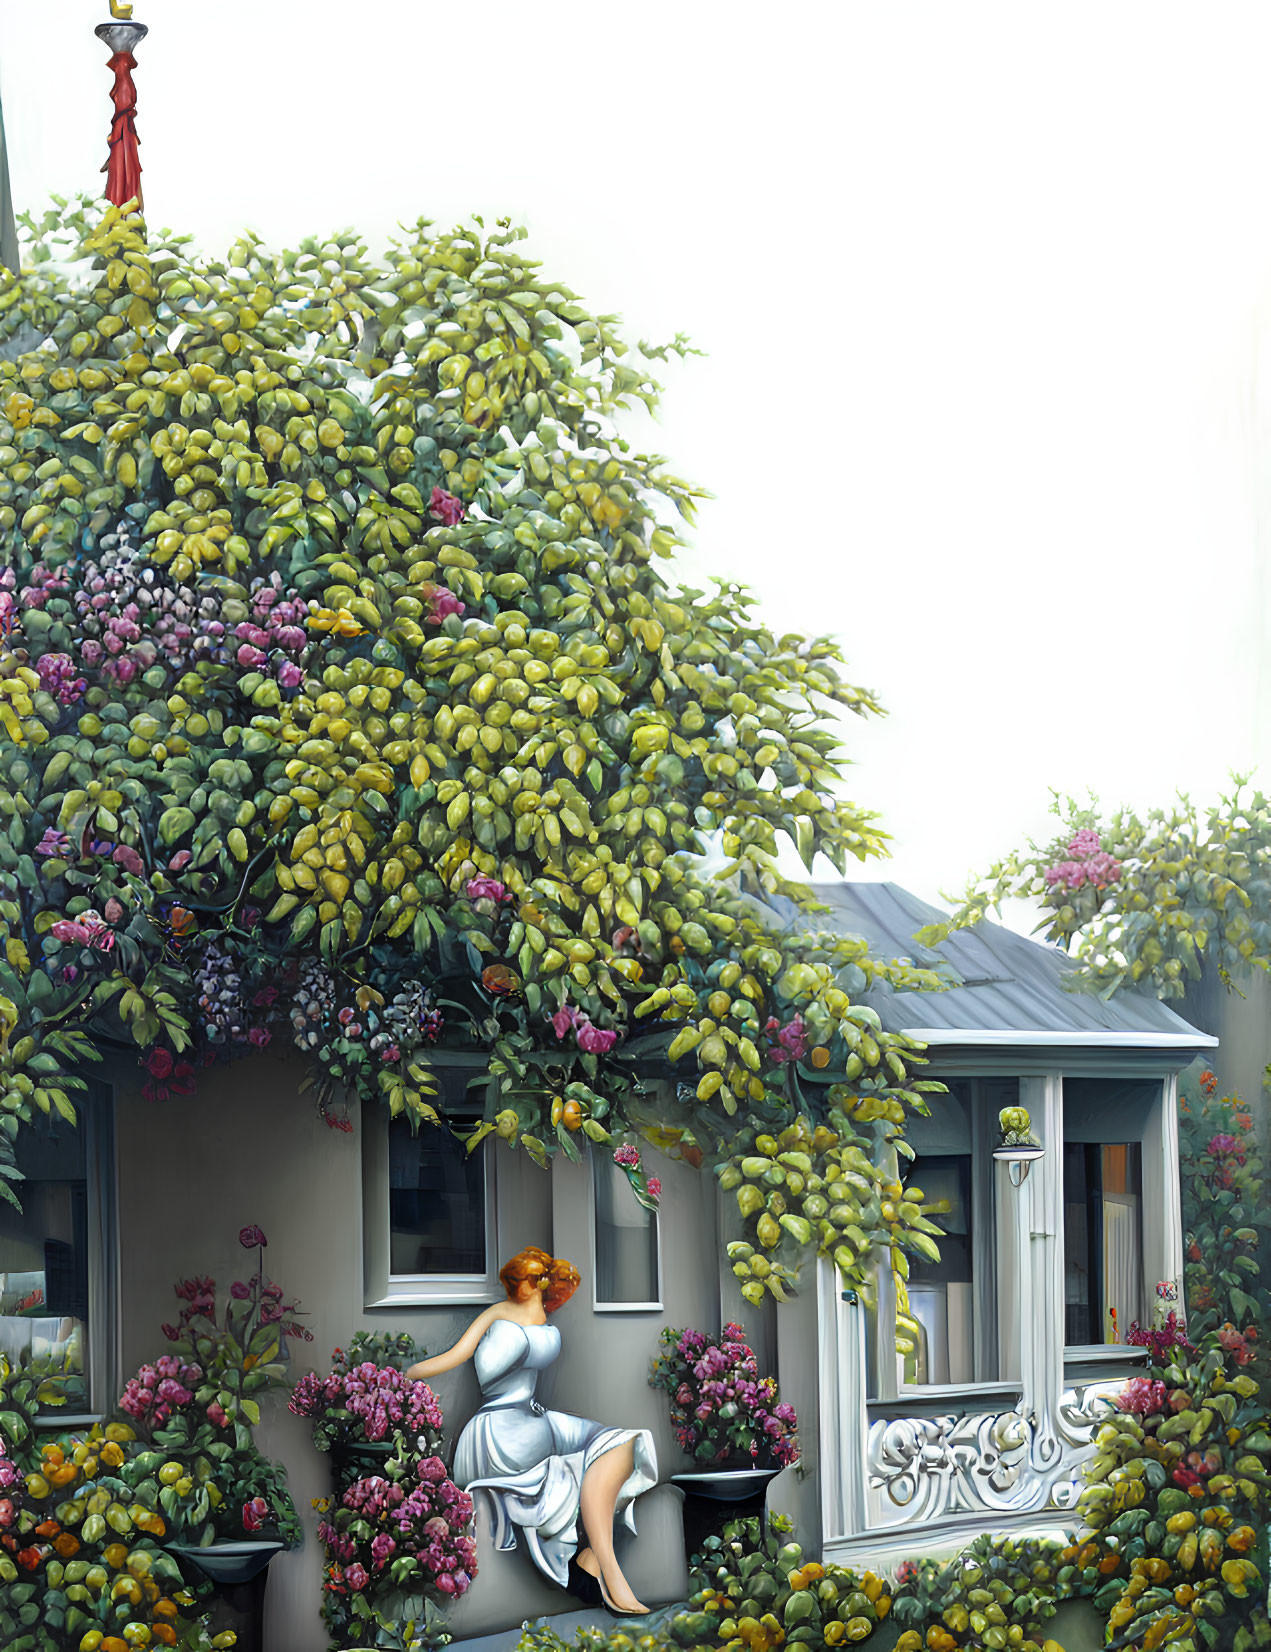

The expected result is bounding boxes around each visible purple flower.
[35,827,71,859]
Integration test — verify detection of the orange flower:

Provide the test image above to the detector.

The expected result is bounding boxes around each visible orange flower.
[481,963,520,996]
[53,1532,79,1558]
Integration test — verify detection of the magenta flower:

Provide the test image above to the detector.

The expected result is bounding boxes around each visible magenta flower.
[241,1496,270,1533]
[207,1401,228,1428]
[550,1005,578,1041]
[1207,1133,1244,1159]
[466,876,509,903]
[239,1224,268,1249]
[575,1020,619,1054]
[614,1144,640,1169]
[428,486,466,526]
[646,1176,662,1199]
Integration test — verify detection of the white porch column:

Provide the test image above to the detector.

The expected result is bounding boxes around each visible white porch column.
[1017,1074,1065,1468]
[816,1257,868,1541]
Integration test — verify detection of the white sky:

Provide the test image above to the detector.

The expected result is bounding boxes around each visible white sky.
[4,3,1271,927]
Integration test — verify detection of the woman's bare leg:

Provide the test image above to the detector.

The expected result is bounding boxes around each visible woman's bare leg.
[576,1441,647,1613]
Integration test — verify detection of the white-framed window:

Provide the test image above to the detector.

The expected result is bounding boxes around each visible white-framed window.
[1,1079,116,1422]
[361,1060,500,1308]
[590,1150,662,1313]
[1062,1077,1157,1350]
[865,1076,1016,1400]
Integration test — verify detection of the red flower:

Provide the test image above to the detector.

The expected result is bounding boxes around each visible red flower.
[146,1048,175,1080]
[239,1225,267,1250]
[1199,1069,1218,1097]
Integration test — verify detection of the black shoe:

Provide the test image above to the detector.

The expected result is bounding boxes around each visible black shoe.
[567,1555,603,1606]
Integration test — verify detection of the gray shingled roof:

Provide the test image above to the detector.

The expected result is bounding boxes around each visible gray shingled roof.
[765,881,1216,1050]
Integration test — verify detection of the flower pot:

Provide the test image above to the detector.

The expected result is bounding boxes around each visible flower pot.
[670,1466,786,1560]
[165,1538,283,1584]
[164,1542,283,1652]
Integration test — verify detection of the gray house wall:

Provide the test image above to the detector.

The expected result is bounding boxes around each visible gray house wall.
[114,1052,728,1651]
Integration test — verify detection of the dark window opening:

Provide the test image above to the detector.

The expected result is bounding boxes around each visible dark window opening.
[1064,1140,1142,1345]
[388,1068,488,1278]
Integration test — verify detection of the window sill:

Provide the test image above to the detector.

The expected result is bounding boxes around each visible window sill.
[593,1301,664,1315]
[867,1381,1022,1419]
[367,1286,500,1309]
[1064,1344,1149,1381]
[35,1413,102,1429]
[1065,1344,1148,1359]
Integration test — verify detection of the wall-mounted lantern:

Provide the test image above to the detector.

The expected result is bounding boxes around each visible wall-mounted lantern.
[992,1105,1045,1187]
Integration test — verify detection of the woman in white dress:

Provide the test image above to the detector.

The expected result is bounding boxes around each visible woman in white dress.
[407,1246,656,1616]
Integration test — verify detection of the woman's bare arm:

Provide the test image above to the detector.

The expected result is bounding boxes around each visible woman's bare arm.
[406,1304,505,1378]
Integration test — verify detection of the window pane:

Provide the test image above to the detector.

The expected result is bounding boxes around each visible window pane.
[902,1078,1002,1387]
[389,1117,486,1277]
[0,1119,89,1410]
[595,1155,658,1304]
[1064,1137,1142,1344]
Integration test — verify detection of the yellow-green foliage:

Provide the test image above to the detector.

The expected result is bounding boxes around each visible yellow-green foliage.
[0,198,943,1309]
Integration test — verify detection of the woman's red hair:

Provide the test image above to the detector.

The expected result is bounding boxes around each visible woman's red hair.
[499,1247,580,1314]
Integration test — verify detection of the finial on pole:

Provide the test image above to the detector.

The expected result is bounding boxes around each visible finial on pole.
[96,13,148,210]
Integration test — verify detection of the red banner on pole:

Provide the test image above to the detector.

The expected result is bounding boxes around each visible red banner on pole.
[103,51,141,209]
[96,20,148,212]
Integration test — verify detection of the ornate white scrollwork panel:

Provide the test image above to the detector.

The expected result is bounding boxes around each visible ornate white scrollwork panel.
[865,1382,1121,1529]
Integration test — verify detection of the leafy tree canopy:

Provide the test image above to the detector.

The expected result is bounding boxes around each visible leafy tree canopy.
[0,198,947,1313]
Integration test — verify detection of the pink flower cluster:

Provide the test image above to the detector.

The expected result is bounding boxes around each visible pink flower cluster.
[35,652,86,705]
[320,1458,476,1604]
[466,876,509,904]
[59,548,313,692]
[1217,1322,1258,1367]
[1044,829,1122,892]
[763,1013,807,1064]
[289,1362,444,1446]
[1206,1132,1246,1162]
[420,581,466,624]
[1115,1377,1168,1416]
[428,487,466,527]
[49,909,115,951]
[119,1353,203,1428]
[651,1322,799,1470]
[549,1002,619,1054]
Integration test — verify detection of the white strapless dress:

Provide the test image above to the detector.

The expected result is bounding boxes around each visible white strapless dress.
[451,1318,657,1587]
